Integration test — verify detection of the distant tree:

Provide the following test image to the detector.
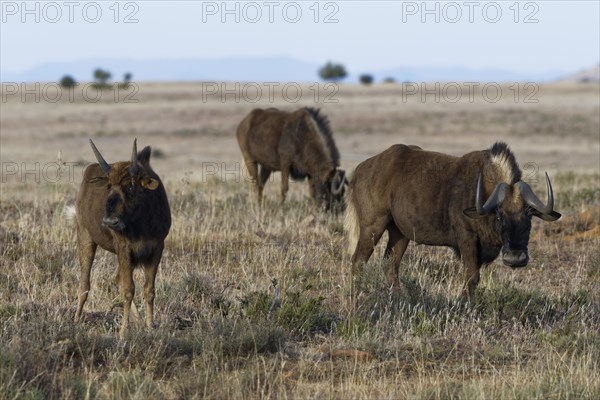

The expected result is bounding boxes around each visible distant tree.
[359,74,374,85]
[318,61,347,82]
[120,72,133,89]
[383,77,396,84]
[93,68,111,87]
[60,75,77,88]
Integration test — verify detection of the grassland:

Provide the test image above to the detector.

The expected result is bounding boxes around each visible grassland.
[1,82,599,399]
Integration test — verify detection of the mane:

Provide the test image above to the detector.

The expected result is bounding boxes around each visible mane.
[305,107,340,166]
[489,142,521,184]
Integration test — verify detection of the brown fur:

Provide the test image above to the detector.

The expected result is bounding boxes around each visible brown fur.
[74,142,171,339]
[346,142,560,301]
[236,107,346,210]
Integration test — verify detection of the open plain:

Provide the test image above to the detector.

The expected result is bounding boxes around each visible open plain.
[1,82,599,399]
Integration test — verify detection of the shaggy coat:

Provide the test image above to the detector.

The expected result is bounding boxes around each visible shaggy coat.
[236,107,346,209]
[74,139,171,338]
[345,142,560,299]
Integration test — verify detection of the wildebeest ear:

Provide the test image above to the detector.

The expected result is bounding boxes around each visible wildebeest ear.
[463,207,486,219]
[137,146,152,166]
[84,163,108,185]
[141,177,159,190]
[532,209,561,221]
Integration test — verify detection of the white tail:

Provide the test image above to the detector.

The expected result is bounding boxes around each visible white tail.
[344,189,359,255]
[64,204,77,223]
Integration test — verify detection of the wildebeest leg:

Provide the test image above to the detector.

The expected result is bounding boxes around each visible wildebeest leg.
[308,177,315,199]
[241,155,260,203]
[459,241,481,302]
[117,253,135,339]
[75,228,97,321]
[384,224,409,290]
[143,245,163,330]
[258,166,271,205]
[351,217,388,302]
[280,162,290,204]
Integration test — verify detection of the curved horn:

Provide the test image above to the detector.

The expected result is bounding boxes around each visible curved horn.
[89,139,111,173]
[516,172,554,215]
[331,170,346,196]
[129,138,138,175]
[475,173,508,215]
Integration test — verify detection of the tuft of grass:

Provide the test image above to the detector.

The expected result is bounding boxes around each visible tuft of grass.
[99,371,163,400]
[276,290,335,338]
[475,283,594,327]
[241,285,336,339]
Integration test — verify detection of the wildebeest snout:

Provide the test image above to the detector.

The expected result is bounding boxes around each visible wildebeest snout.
[103,194,124,230]
[502,249,528,268]
[102,216,121,228]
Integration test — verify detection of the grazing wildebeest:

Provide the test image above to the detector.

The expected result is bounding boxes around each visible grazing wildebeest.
[236,107,346,210]
[74,139,171,339]
[345,142,561,300]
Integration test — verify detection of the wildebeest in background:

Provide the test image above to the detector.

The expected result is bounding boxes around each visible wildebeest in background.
[345,142,561,300]
[236,107,347,210]
[74,139,171,339]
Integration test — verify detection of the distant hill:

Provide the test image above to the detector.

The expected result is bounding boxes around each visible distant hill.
[0,57,320,83]
[0,56,572,83]
[556,64,600,83]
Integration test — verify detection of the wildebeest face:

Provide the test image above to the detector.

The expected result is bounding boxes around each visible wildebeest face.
[321,169,347,210]
[495,208,532,268]
[463,172,561,267]
[89,139,159,232]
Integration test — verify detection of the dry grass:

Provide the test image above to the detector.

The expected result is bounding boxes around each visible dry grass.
[0,82,599,399]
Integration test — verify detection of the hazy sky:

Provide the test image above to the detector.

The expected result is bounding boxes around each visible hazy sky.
[1,0,598,75]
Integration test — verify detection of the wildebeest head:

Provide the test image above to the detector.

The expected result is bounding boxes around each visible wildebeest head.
[89,139,160,232]
[463,173,561,268]
[319,168,347,210]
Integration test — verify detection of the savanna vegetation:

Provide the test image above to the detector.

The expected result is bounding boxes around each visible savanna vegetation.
[1,82,598,399]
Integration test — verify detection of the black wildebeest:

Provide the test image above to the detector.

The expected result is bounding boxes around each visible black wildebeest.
[74,139,171,338]
[345,142,561,300]
[236,107,346,209]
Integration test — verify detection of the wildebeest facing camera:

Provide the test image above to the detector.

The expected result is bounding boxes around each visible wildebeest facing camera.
[345,142,561,302]
[74,139,171,339]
